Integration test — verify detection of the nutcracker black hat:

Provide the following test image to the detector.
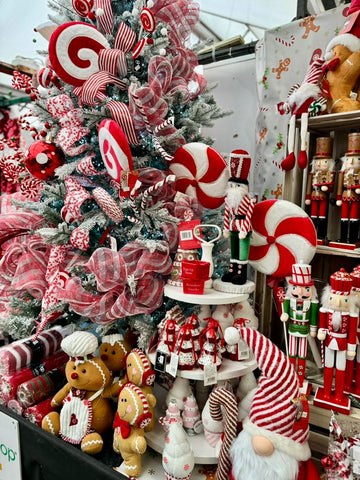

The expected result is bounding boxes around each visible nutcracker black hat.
[229,150,251,185]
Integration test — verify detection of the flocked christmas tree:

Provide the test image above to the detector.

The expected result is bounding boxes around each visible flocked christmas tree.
[0,0,230,344]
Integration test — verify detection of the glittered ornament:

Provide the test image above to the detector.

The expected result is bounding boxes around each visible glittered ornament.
[25,141,65,180]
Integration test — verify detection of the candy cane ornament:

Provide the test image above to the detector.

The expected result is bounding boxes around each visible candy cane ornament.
[209,387,238,480]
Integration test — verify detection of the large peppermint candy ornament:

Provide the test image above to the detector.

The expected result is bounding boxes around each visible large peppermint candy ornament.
[169,142,228,210]
[72,0,94,17]
[48,22,109,87]
[98,119,133,182]
[249,199,317,278]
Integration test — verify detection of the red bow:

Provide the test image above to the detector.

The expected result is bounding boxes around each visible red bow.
[113,412,131,439]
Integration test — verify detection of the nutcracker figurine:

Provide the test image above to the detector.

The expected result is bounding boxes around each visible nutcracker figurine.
[314,268,357,414]
[219,150,255,287]
[345,265,360,397]
[329,133,360,248]
[280,263,319,393]
[305,137,335,244]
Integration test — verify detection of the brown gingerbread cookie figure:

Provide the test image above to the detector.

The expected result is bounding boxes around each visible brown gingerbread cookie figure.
[42,331,115,454]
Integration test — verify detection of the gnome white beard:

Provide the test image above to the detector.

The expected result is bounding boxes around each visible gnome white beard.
[229,430,299,480]
[226,184,248,209]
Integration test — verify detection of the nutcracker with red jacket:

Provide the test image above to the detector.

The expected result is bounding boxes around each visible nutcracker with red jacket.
[344,265,360,397]
[304,137,335,244]
[280,263,319,392]
[220,150,255,288]
[314,268,357,415]
[330,132,360,248]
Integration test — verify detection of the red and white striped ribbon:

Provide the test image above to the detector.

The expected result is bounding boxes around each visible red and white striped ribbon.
[95,0,114,34]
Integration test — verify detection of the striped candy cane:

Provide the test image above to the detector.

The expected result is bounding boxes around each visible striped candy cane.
[153,117,175,161]
[140,174,176,211]
[209,387,238,480]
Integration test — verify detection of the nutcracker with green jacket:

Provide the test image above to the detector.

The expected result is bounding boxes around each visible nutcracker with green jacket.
[280,263,319,389]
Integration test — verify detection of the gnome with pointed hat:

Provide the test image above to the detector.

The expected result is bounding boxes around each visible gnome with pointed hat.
[229,327,320,480]
[218,150,256,289]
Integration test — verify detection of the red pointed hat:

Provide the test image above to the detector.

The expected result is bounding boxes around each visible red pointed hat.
[239,327,311,462]
[229,150,251,184]
[330,268,353,295]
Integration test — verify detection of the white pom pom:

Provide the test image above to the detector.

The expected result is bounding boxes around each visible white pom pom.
[224,327,240,346]
[147,0,154,7]
[95,8,104,16]
[159,48,166,56]
[161,27,167,36]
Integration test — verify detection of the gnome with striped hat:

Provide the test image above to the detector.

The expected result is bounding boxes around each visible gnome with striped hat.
[229,328,320,480]
[220,150,256,289]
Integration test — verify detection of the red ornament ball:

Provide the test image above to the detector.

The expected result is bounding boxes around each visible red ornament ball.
[25,141,65,180]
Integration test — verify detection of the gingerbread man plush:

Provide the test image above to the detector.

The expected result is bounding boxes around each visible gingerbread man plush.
[99,333,131,382]
[123,348,157,432]
[42,331,117,454]
[113,382,155,476]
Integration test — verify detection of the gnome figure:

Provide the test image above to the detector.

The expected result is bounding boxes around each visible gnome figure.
[221,150,255,286]
[229,328,320,480]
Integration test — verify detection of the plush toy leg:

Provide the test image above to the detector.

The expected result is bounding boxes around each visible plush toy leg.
[42,411,60,436]
[349,219,359,244]
[81,432,104,454]
[232,262,248,285]
[298,112,308,170]
[221,262,237,283]
[281,114,296,171]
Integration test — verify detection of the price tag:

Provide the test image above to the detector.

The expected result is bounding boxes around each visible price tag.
[178,219,202,250]
[109,236,117,251]
[168,353,179,377]
[237,342,250,361]
[204,363,218,386]
[352,445,360,461]
[353,459,360,475]
[154,351,167,373]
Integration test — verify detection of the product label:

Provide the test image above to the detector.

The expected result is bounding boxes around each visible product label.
[0,412,22,479]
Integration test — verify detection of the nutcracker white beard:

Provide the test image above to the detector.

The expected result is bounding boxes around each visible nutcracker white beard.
[229,430,299,480]
[226,183,248,209]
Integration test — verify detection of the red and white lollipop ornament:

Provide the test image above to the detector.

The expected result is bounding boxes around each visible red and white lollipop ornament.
[249,199,317,279]
[98,119,133,182]
[169,142,228,210]
[48,21,110,87]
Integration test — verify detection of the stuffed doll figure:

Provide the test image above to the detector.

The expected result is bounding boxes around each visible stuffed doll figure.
[113,382,154,477]
[123,348,157,431]
[99,333,131,383]
[42,331,117,454]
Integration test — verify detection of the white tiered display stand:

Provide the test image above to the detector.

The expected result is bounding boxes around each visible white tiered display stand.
[114,283,258,479]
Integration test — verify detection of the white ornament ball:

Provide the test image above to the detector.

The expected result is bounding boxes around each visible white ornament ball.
[147,0,154,7]
[95,8,104,16]
[159,48,166,56]
[161,27,168,36]
[224,327,240,346]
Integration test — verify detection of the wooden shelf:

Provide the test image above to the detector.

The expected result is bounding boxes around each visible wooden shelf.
[148,351,257,381]
[303,110,360,133]
[164,284,249,305]
[316,245,360,258]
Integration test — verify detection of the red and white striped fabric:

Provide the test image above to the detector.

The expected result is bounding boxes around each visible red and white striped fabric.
[59,242,172,322]
[239,327,311,461]
[0,326,71,375]
[94,0,113,34]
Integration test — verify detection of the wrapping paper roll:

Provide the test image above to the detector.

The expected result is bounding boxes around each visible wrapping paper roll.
[0,325,73,374]
[0,350,68,404]
[16,366,66,408]
[7,399,24,416]
[24,397,58,426]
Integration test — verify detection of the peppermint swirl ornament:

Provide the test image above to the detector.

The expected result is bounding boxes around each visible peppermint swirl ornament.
[140,8,156,33]
[98,119,133,182]
[72,0,94,17]
[48,22,109,87]
[169,142,228,210]
[249,199,317,278]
